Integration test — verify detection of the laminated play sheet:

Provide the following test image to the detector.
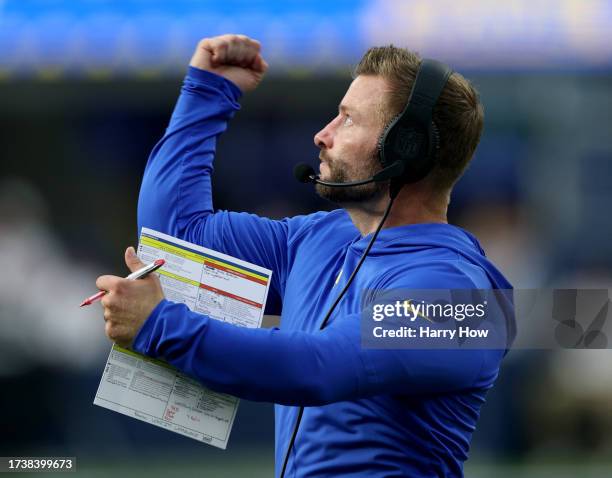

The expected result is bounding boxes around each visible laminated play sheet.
[94,227,272,449]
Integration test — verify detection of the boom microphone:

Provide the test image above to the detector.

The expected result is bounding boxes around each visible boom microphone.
[293,160,405,188]
[294,163,316,183]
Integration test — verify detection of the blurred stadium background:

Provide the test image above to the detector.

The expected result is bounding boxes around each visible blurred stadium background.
[1,0,612,476]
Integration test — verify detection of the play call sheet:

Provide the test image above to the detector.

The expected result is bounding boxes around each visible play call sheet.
[94,227,272,449]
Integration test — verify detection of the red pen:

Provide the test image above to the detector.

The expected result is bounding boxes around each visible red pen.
[80,259,165,307]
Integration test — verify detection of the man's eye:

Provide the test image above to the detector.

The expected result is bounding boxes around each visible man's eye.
[343,115,353,126]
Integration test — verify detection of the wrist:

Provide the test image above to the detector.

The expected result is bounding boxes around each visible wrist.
[132,298,168,356]
[186,66,243,99]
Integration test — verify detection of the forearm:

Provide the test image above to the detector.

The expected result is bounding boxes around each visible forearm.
[132,300,495,406]
[132,300,366,406]
[137,67,242,238]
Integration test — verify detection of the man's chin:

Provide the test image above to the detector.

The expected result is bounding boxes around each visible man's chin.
[317,173,331,184]
[314,181,387,205]
[314,183,337,202]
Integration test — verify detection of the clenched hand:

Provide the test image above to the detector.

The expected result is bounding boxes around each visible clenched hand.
[189,34,268,92]
[96,247,165,349]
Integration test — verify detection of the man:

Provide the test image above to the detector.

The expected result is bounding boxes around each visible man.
[97,34,514,477]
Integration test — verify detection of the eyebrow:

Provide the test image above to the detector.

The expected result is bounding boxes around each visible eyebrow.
[338,103,355,115]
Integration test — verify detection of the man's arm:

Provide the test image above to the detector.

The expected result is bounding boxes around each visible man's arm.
[137,35,313,313]
[131,300,503,406]
[119,263,507,406]
[138,34,267,237]
[97,248,509,406]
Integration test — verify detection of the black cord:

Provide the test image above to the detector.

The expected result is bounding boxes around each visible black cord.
[279,191,398,478]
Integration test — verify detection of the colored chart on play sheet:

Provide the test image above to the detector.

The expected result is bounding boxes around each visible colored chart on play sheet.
[137,228,271,329]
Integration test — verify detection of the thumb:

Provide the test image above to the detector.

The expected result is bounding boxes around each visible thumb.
[125,246,145,273]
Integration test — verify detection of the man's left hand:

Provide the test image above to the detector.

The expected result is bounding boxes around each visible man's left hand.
[96,247,165,349]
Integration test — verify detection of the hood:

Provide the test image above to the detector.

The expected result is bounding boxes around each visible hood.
[345,216,513,291]
[343,214,516,350]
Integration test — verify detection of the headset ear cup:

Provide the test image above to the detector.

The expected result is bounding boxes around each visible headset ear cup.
[377,114,402,167]
[431,121,441,159]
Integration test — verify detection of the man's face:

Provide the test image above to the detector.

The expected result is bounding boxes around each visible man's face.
[313,75,390,204]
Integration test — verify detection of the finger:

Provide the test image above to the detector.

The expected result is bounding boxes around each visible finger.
[106,322,131,347]
[125,246,145,273]
[235,35,261,53]
[251,54,268,73]
[105,321,112,339]
[105,321,121,342]
[208,39,228,65]
[226,40,244,65]
[238,39,261,67]
[100,292,117,311]
[96,275,122,292]
[222,36,253,66]
[103,307,112,323]
[247,37,261,52]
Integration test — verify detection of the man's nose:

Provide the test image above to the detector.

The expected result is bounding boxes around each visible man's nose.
[314,120,334,150]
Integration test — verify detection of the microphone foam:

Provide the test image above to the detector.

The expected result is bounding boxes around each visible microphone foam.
[293,163,316,183]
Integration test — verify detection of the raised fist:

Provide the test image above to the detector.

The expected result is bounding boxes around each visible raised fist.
[190,34,268,93]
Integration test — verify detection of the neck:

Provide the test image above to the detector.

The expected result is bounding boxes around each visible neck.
[344,183,450,237]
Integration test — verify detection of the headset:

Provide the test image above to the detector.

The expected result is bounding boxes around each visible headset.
[285,58,453,477]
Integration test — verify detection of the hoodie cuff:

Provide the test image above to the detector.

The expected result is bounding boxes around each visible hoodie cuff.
[132,298,169,357]
[186,66,243,102]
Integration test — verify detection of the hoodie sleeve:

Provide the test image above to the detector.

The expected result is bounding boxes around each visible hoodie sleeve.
[132,264,507,406]
[137,66,321,315]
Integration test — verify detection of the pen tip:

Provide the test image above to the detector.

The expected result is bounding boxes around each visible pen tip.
[79,301,89,307]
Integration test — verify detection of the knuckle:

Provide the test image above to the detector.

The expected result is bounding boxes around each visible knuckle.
[114,280,125,295]
[101,290,114,305]
[106,324,123,343]
[103,295,118,312]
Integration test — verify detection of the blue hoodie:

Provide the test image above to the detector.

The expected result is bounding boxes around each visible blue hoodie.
[133,66,514,477]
